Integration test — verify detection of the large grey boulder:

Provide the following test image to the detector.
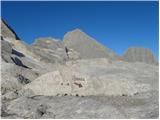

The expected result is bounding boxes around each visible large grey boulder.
[123,47,158,65]
[63,29,118,60]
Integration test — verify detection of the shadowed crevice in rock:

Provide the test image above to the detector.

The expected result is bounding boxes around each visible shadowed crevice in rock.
[36,104,48,117]
[11,57,30,69]
[16,74,31,85]
[65,46,69,58]
[12,49,25,57]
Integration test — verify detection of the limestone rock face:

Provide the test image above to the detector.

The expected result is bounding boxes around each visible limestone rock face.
[31,38,68,63]
[1,19,20,40]
[123,47,158,65]
[63,29,118,60]
[32,38,65,50]
[1,40,13,63]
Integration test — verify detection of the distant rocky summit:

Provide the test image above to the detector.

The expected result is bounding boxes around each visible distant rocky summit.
[123,47,158,65]
[63,29,118,60]
[1,19,159,119]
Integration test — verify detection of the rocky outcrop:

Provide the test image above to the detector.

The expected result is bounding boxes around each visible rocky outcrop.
[32,38,65,50]
[123,47,158,65]
[65,48,81,60]
[1,19,20,40]
[31,38,68,63]
[1,40,13,63]
[63,29,118,60]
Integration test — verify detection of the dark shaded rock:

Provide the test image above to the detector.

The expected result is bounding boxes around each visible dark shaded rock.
[65,47,81,60]
[16,74,31,85]
[11,56,30,68]
[36,104,48,117]
[12,49,25,57]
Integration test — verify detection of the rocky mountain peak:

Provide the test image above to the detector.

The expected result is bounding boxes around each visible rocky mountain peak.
[70,28,83,33]
[63,28,87,42]
[63,28,118,59]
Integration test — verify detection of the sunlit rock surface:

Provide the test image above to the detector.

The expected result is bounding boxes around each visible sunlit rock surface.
[1,19,159,119]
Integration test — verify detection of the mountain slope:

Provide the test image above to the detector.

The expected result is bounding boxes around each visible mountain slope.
[1,19,159,119]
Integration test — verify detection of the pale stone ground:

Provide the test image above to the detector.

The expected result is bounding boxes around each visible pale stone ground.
[1,91,158,119]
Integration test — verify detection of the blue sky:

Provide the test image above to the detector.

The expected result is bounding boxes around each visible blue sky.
[1,1,159,58]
